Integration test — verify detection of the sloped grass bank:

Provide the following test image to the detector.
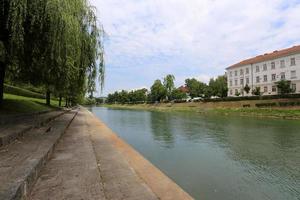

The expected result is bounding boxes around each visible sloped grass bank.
[103,103,300,120]
[1,94,62,114]
[4,84,45,99]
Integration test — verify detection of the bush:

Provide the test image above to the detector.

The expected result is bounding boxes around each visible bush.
[203,94,300,102]
[278,102,300,107]
[4,84,45,99]
[255,102,277,107]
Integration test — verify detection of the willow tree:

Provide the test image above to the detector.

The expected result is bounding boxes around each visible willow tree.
[0,0,105,106]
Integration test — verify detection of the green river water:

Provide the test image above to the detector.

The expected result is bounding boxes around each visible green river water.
[89,107,300,200]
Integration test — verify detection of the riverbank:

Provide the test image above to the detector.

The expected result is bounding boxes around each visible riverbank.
[102,102,300,120]
[28,108,193,200]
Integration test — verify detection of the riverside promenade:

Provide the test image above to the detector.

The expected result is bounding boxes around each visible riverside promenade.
[0,107,193,200]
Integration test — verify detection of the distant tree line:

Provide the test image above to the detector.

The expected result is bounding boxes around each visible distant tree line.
[0,0,105,107]
[106,74,228,104]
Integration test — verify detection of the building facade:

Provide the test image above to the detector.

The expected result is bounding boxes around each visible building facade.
[226,45,300,97]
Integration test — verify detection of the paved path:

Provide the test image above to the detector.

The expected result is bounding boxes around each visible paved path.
[0,110,77,200]
[29,108,193,200]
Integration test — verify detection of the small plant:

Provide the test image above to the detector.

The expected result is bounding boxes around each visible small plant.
[244,84,251,94]
[252,87,261,96]
[276,80,293,95]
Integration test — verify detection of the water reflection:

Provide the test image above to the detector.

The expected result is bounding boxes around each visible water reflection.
[90,107,300,200]
[149,112,175,148]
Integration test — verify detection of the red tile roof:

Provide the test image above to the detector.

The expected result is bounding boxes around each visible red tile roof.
[226,45,300,70]
[178,86,189,93]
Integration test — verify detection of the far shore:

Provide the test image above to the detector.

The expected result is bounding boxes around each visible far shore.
[98,101,300,120]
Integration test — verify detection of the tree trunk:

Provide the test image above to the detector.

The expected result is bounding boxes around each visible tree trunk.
[59,96,62,107]
[46,90,51,106]
[65,97,68,107]
[0,61,6,107]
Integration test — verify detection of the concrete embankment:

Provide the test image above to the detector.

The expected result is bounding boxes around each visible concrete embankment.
[29,108,193,200]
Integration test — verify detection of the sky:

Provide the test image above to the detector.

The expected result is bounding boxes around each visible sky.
[89,0,300,96]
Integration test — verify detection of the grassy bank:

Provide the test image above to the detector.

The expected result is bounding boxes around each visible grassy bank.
[102,103,300,120]
[1,93,63,114]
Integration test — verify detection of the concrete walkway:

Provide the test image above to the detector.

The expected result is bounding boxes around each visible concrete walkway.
[29,108,193,200]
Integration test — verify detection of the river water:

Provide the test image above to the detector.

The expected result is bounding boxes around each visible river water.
[88,107,300,200]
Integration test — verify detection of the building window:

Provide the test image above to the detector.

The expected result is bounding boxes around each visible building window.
[271,62,275,69]
[291,58,296,66]
[246,77,249,84]
[272,74,276,81]
[263,75,267,82]
[229,80,232,86]
[280,72,285,80]
[246,68,249,74]
[256,65,260,72]
[264,86,268,93]
[240,79,244,85]
[256,76,260,83]
[291,84,296,92]
[240,69,243,75]
[230,71,232,77]
[291,70,296,79]
[280,60,285,68]
[235,89,238,95]
[263,64,267,71]
[230,90,233,95]
[272,86,277,92]
[235,70,238,76]
[235,79,238,86]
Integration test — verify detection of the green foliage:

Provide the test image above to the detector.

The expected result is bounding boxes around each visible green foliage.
[252,87,261,96]
[150,80,167,102]
[106,89,148,104]
[1,0,105,106]
[84,97,97,105]
[244,84,250,94]
[276,80,293,95]
[208,75,228,98]
[163,74,175,99]
[4,84,45,99]
[170,89,187,100]
[185,78,206,98]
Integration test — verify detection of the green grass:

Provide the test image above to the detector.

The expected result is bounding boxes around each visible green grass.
[102,104,300,120]
[1,93,63,114]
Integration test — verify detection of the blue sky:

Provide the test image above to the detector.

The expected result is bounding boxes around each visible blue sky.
[90,0,300,96]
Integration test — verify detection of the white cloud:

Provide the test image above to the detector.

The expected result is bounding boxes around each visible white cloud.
[90,0,300,95]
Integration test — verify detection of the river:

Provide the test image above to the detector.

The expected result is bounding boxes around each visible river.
[88,107,300,200]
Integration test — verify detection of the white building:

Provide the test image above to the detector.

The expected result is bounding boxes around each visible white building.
[226,45,300,97]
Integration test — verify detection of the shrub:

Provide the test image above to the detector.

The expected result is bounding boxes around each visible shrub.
[4,84,45,99]
[279,102,300,107]
[243,104,251,107]
[255,103,277,107]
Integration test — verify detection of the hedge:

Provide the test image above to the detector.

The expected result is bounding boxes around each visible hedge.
[255,102,277,107]
[278,102,300,107]
[203,94,300,102]
[4,84,45,99]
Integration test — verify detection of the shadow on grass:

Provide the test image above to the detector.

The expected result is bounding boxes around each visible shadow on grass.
[0,99,52,115]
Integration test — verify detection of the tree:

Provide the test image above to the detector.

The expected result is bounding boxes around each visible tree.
[244,84,250,94]
[150,80,166,102]
[163,74,175,100]
[185,78,206,98]
[208,75,228,98]
[0,0,105,107]
[276,80,293,95]
[170,89,187,100]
